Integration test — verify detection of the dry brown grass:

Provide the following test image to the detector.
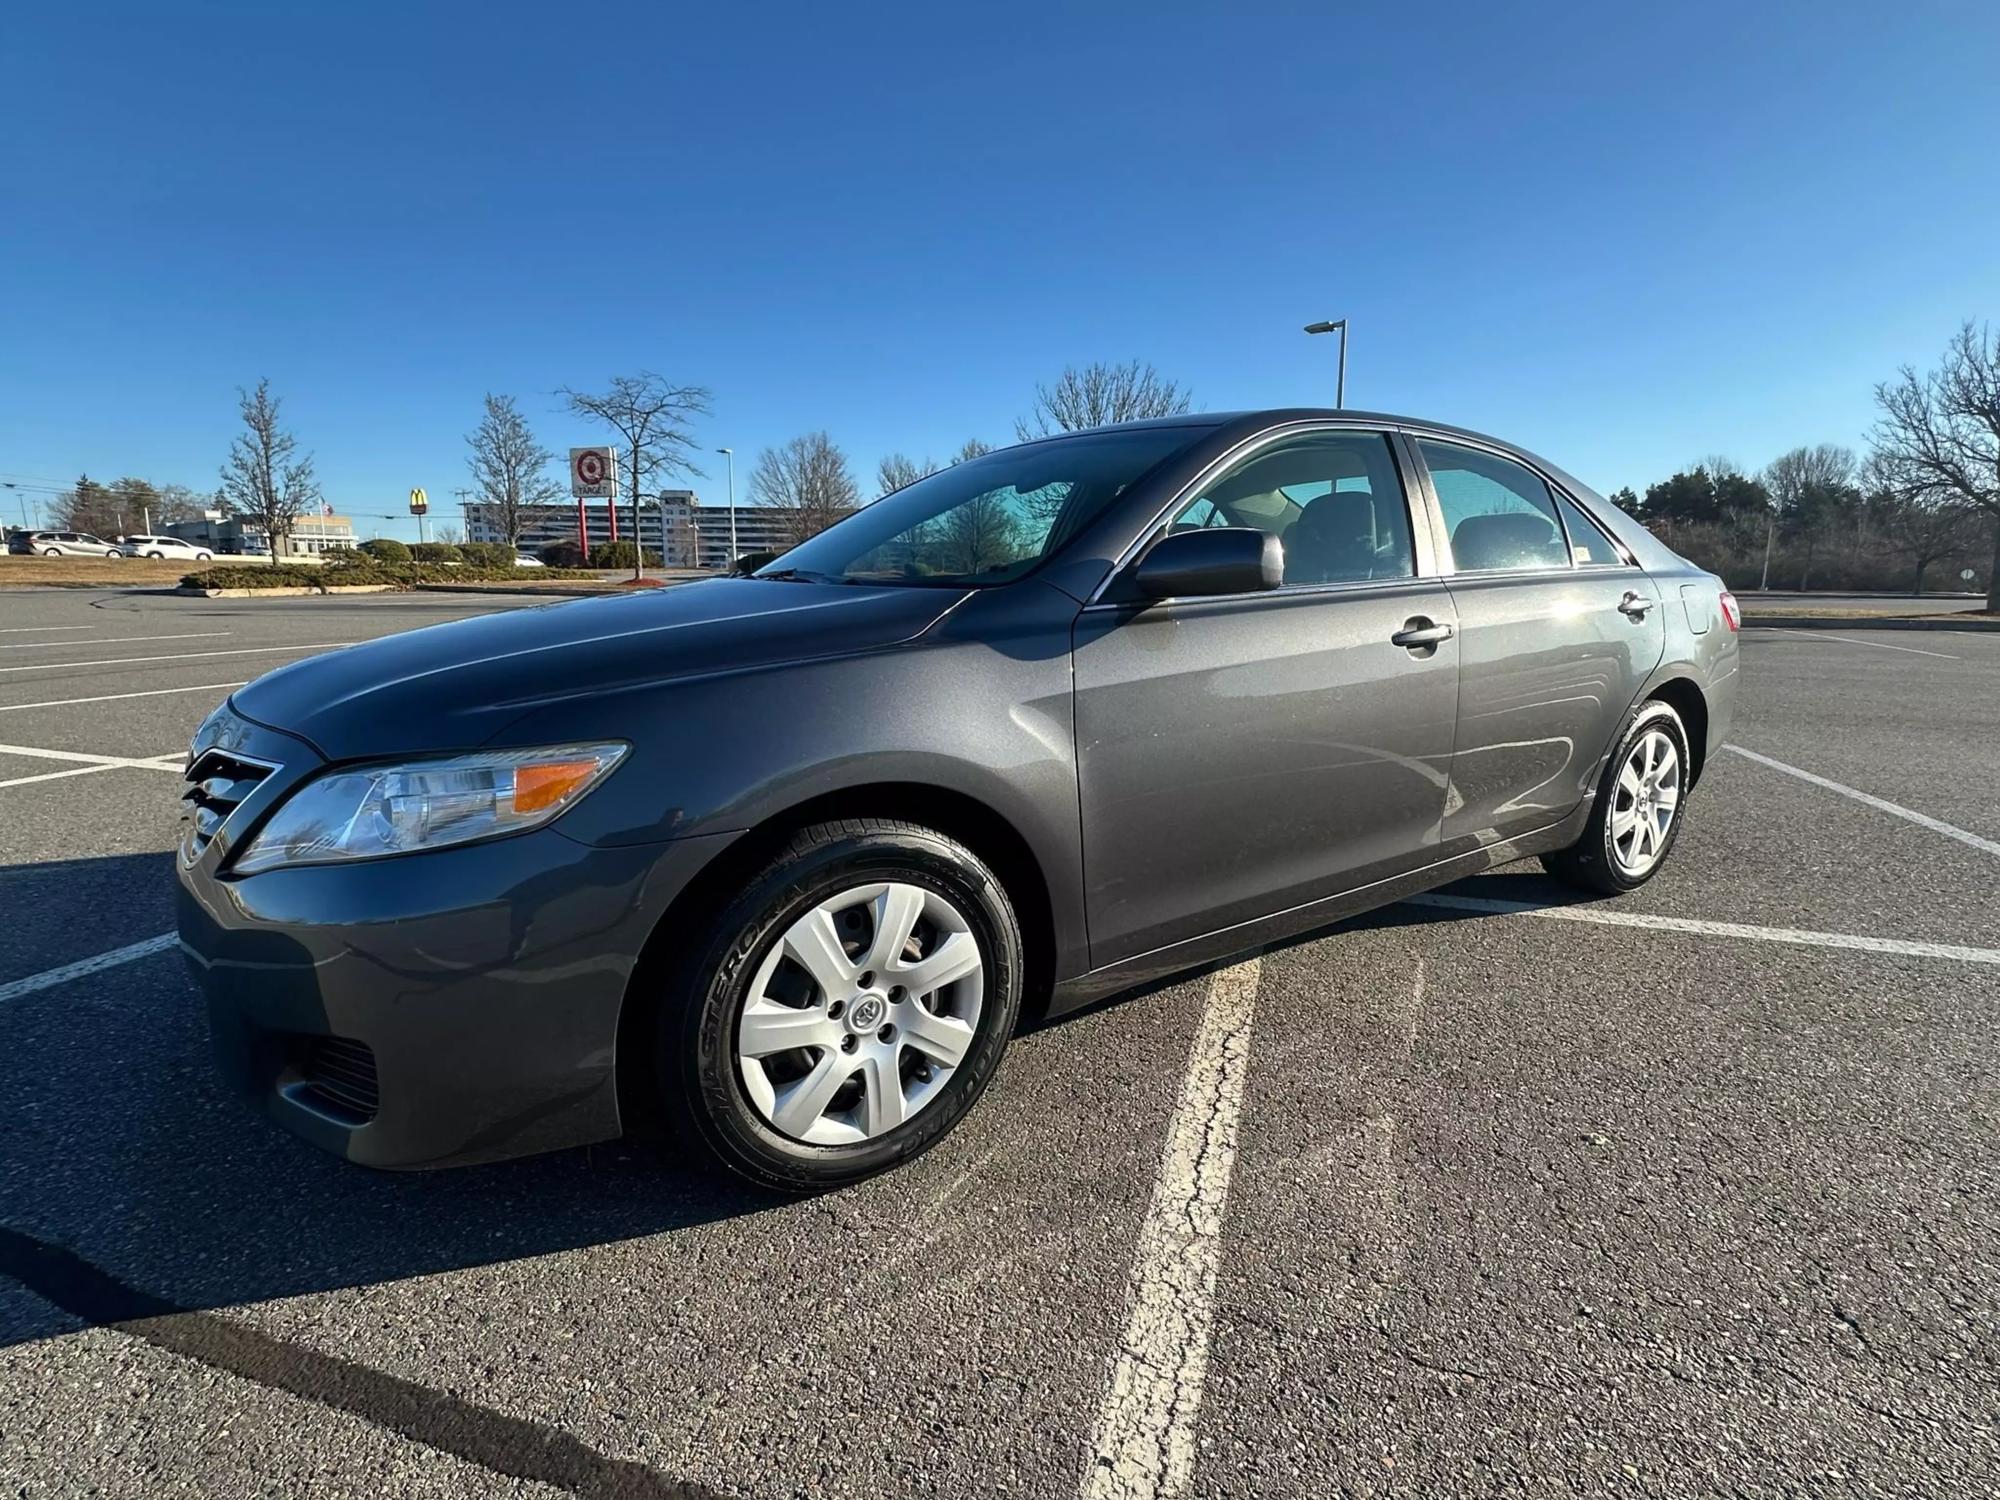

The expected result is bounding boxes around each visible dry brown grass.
[0,555,222,587]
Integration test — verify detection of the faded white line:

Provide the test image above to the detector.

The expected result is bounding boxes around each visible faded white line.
[1768,626,1958,659]
[1726,744,2000,859]
[0,681,247,713]
[0,632,229,651]
[0,933,179,1005]
[0,763,125,791]
[0,741,190,770]
[0,624,93,634]
[0,642,356,675]
[1402,893,2000,966]
[1082,957,1260,1500]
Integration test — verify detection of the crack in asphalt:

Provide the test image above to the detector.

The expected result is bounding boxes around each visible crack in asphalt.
[0,1226,719,1499]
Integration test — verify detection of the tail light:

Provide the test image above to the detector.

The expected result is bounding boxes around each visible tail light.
[1717,591,1741,632]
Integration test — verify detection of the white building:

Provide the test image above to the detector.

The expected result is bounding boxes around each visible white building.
[466,492,803,568]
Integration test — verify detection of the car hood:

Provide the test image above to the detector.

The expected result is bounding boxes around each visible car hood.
[230,578,970,760]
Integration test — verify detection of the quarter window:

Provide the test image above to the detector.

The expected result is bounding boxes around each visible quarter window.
[1420,440,1570,573]
[1554,491,1626,566]
[1167,431,1414,587]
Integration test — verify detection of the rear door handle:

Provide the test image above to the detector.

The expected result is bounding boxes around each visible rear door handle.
[1391,618,1455,649]
[1618,591,1656,619]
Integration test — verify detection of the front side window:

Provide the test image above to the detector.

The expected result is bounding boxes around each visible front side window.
[1166,430,1414,587]
[1420,439,1570,573]
[761,425,1204,586]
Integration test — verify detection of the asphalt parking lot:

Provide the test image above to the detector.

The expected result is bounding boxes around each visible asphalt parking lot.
[0,586,1995,1499]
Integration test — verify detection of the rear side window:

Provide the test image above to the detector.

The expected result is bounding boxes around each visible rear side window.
[1555,493,1626,566]
[1420,439,1570,573]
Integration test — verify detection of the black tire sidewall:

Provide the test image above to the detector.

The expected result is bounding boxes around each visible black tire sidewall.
[1581,701,1690,891]
[662,824,1022,1190]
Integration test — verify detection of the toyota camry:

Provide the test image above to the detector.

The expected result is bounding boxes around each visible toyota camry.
[177,410,1739,1190]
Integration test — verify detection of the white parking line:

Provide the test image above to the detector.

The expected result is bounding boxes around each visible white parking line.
[0,624,94,634]
[0,741,188,770]
[1725,744,2000,859]
[0,933,179,1006]
[1402,893,2000,965]
[0,763,127,791]
[0,681,247,713]
[0,632,230,651]
[1768,627,1959,659]
[0,642,356,675]
[1082,957,1260,1500]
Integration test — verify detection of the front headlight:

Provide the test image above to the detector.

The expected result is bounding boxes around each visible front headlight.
[231,741,628,875]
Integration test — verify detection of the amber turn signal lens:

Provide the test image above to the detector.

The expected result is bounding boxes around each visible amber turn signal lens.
[512,759,602,814]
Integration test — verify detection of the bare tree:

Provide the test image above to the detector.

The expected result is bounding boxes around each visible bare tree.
[953,438,993,463]
[750,432,860,545]
[50,476,121,537]
[1877,492,1980,594]
[876,452,937,497]
[219,379,320,557]
[153,483,212,524]
[1015,361,1192,440]
[466,394,563,548]
[1872,322,2000,611]
[561,373,712,578]
[1762,444,1855,589]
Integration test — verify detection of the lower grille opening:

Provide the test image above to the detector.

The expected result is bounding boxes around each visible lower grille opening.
[299,1035,380,1123]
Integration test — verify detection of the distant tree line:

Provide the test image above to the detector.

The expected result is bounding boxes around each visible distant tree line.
[1608,324,1997,603]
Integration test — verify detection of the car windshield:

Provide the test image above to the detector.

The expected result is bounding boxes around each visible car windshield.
[757,425,1205,587]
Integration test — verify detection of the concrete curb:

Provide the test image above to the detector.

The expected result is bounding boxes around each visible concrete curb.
[1743,614,2000,633]
[176,584,398,598]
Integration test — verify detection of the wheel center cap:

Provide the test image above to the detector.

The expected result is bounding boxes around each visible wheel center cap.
[847,994,886,1033]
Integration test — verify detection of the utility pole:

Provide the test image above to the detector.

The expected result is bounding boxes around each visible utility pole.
[1759,511,1775,591]
[1303,318,1349,407]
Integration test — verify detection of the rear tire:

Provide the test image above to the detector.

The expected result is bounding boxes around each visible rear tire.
[1543,699,1690,895]
[651,818,1023,1192]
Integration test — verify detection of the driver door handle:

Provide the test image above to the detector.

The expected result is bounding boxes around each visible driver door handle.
[1617,591,1656,619]
[1391,618,1455,649]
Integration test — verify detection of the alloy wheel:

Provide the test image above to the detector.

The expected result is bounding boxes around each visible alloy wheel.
[736,881,985,1145]
[1610,726,1681,876]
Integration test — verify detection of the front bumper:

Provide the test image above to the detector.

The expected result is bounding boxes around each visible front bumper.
[175,710,725,1169]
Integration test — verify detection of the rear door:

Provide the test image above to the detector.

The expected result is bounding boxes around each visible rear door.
[1073,425,1460,968]
[1412,435,1665,854]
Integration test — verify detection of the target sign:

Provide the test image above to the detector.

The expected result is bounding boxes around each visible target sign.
[570,446,618,498]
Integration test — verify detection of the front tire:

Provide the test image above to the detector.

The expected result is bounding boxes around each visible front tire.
[1543,699,1691,894]
[653,819,1023,1191]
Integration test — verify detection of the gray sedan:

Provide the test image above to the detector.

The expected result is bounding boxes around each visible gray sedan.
[176,409,1739,1189]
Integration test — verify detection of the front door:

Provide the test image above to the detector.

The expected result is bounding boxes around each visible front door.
[1073,427,1460,969]
[1412,436,1667,852]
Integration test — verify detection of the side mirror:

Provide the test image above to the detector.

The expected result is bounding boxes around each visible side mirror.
[1131,526,1283,601]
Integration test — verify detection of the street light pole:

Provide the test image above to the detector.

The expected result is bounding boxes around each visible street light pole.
[1303,318,1348,408]
[716,447,737,571]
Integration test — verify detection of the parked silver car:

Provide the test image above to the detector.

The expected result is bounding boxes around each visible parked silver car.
[10,530,122,558]
[117,534,215,561]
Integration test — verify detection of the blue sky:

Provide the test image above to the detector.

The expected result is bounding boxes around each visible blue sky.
[4,1,1996,539]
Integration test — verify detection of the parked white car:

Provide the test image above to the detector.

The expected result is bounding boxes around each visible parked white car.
[514,551,546,568]
[117,534,215,561]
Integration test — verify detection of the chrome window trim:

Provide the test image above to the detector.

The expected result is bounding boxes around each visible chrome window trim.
[1085,419,1436,608]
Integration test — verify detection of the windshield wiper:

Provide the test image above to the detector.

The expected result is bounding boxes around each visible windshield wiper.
[752,567,838,583]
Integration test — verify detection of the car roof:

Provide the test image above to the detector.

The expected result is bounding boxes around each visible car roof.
[1015,408,1603,502]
